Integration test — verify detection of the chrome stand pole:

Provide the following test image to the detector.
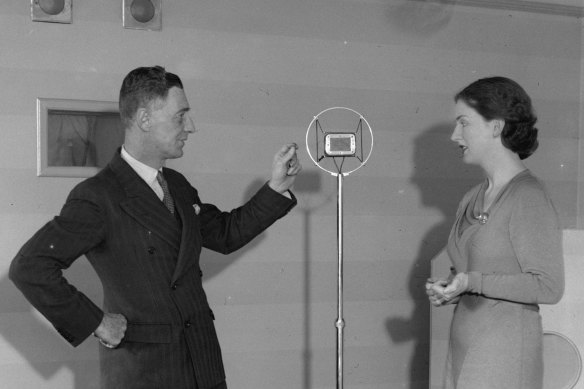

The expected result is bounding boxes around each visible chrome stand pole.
[336,173,345,389]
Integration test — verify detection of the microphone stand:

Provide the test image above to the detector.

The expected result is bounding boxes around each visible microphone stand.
[305,107,373,389]
[335,172,345,389]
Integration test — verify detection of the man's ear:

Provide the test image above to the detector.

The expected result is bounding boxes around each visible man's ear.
[136,108,150,131]
[492,119,504,138]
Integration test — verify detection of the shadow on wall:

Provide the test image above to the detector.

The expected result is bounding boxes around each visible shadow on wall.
[293,171,330,389]
[202,172,329,389]
[387,0,456,36]
[385,122,481,389]
[0,259,102,389]
[0,179,271,389]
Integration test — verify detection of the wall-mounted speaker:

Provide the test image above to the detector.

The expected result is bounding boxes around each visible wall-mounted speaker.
[123,0,161,31]
[31,0,72,24]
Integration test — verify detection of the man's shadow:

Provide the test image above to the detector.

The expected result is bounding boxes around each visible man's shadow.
[385,123,481,388]
[0,258,102,388]
[0,179,269,389]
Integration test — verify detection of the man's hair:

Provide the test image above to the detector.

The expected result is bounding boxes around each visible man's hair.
[119,66,183,128]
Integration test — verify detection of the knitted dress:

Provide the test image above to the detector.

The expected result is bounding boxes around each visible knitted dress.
[443,170,564,389]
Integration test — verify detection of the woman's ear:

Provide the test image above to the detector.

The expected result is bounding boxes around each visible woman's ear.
[492,119,505,138]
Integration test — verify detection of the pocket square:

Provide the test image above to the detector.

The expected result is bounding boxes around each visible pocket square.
[193,204,200,215]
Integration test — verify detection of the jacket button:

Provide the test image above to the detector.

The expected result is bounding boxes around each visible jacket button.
[147,247,156,254]
[171,283,178,290]
[184,321,191,328]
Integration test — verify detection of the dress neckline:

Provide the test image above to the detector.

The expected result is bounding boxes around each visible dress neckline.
[456,169,530,235]
[474,169,530,218]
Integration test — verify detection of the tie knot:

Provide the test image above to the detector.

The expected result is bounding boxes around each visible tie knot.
[156,170,166,185]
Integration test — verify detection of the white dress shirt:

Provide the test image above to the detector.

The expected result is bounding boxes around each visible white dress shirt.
[120,146,164,201]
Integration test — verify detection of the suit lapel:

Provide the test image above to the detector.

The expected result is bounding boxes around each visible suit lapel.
[110,153,182,249]
[165,169,201,283]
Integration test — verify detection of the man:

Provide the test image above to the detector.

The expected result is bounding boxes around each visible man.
[10,66,301,389]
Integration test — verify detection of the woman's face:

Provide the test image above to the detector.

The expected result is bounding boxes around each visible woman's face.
[451,100,497,166]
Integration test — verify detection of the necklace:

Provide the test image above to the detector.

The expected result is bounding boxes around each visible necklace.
[472,181,491,225]
[476,212,489,225]
[473,170,529,226]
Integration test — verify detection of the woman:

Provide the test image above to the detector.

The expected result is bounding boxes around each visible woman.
[426,77,564,389]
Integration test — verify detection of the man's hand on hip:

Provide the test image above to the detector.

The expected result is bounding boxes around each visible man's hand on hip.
[93,312,127,349]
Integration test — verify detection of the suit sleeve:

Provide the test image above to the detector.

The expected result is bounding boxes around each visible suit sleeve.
[9,183,106,346]
[199,182,296,254]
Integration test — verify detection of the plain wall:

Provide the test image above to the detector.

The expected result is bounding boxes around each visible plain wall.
[0,1,582,388]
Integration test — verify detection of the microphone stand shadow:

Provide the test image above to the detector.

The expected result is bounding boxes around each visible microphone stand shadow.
[293,171,332,389]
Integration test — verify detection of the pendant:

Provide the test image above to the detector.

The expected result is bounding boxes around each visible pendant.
[476,212,489,225]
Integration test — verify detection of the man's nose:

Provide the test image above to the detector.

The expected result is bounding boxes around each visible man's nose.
[185,116,196,133]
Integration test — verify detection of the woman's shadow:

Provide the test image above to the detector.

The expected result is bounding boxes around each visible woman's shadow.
[385,123,481,388]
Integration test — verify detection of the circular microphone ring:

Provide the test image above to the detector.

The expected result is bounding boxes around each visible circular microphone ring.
[305,107,373,176]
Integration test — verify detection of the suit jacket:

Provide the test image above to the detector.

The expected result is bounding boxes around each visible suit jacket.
[9,151,296,389]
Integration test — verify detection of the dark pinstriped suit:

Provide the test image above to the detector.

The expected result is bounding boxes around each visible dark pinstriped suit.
[9,151,296,389]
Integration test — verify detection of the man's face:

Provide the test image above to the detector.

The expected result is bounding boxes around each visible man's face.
[145,86,195,162]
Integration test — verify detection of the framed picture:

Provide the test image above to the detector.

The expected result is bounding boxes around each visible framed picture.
[37,98,124,177]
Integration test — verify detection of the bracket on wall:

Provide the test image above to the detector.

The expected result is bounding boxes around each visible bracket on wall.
[123,0,161,31]
[31,0,72,24]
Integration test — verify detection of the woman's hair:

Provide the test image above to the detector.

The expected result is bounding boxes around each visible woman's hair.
[119,66,184,129]
[455,76,539,160]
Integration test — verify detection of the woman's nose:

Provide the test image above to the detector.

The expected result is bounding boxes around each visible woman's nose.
[450,125,460,142]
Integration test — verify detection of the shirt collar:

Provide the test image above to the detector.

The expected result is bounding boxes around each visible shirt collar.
[120,145,160,187]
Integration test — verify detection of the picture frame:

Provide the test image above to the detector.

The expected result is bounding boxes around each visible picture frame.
[37,98,124,177]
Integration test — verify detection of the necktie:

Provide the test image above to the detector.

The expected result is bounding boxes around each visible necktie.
[156,171,175,214]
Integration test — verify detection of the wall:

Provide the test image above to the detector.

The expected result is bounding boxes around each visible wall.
[580,16,584,229]
[0,1,581,388]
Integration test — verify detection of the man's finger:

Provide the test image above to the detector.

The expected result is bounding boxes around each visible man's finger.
[99,338,116,349]
[277,142,295,154]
